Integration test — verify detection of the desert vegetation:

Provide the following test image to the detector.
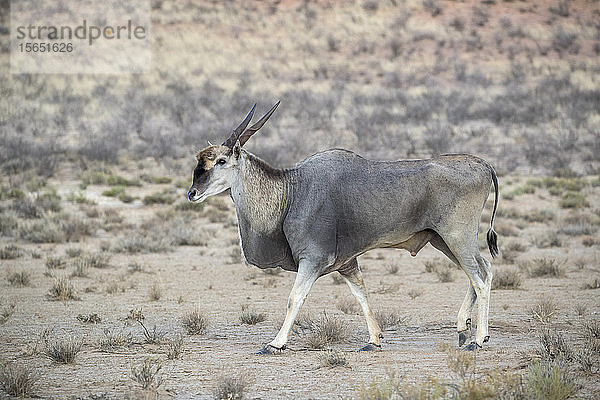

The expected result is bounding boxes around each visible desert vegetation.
[0,0,599,398]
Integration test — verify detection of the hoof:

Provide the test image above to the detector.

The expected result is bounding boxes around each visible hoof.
[458,331,470,347]
[254,344,285,355]
[461,342,481,351]
[358,343,381,352]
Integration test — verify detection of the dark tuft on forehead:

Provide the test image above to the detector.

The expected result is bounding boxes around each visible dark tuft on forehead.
[196,147,218,162]
[195,146,232,163]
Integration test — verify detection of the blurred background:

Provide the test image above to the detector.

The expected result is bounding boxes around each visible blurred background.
[1,0,599,179]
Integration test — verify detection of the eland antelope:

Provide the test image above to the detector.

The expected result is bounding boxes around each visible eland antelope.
[187,102,499,354]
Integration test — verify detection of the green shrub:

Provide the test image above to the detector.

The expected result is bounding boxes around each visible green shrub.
[559,192,589,209]
[526,361,578,400]
[143,190,176,205]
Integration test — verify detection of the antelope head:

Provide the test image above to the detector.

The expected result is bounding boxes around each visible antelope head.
[187,102,280,203]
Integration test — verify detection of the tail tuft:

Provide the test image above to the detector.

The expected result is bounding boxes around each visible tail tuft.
[487,228,499,258]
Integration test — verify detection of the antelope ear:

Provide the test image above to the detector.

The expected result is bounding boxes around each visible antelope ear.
[233,140,242,160]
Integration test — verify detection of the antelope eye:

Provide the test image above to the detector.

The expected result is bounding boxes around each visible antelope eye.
[216,159,226,165]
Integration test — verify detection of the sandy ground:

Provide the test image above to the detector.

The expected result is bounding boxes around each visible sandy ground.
[1,173,599,399]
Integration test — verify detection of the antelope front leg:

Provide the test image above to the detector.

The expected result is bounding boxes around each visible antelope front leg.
[255,261,319,355]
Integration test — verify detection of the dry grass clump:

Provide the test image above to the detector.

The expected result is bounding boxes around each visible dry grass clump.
[148,282,162,301]
[527,257,566,278]
[374,310,405,331]
[43,336,83,364]
[45,256,67,269]
[491,268,522,290]
[76,313,101,324]
[239,308,266,325]
[213,374,247,400]
[336,297,359,315]
[113,233,172,254]
[6,270,31,287]
[139,320,166,345]
[165,336,184,360]
[0,359,38,397]
[79,252,111,269]
[435,265,455,283]
[582,278,600,290]
[143,190,176,205]
[583,320,600,353]
[526,361,579,400]
[531,296,558,324]
[130,357,163,390]
[182,310,209,335]
[47,276,79,301]
[407,288,423,299]
[385,264,399,275]
[0,303,15,325]
[501,240,528,264]
[99,328,133,352]
[0,244,23,259]
[533,231,563,248]
[294,312,349,349]
[319,350,350,368]
[559,192,589,209]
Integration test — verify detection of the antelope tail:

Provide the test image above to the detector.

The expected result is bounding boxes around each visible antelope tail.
[486,166,499,258]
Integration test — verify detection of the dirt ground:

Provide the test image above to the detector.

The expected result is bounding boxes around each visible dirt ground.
[1,170,599,399]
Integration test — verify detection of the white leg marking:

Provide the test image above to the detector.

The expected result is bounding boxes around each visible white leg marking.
[342,268,382,346]
[268,261,319,349]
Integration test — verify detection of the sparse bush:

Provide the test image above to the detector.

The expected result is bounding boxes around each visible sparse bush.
[130,357,163,390]
[213,374,246,400]
[45,256,67,269]
[0,360,38,397]
[423,0,441,17]
[166,336,184,360]
[138,320,166,344]
[113,234,172,254]
[526,361,578,400]
[536,328,574,363]
[182,310,209,335]
[319,350,349,368]
[295,312,349,349]
[43,336,82,364]
[492,269,522,290]
[531,296,558,324]
[143,190,176,205]
[148,282,162,301]
[583,319,600,353]
[337,298,359,315]
[374,310,405,331]
[19,220,65,243]
[240,309,266,325]
[529,258,565,278]
[0,244,23,259]
[407,288,423,299]
[0,303,15,325]
[436,265,455,283]
[47,276,79,301]
[385,265,399,275]
[65,247,83,258]
[559,192,589,209]
[582,278,600,290]
[99,328,133,352]
[0,213,18,236]
[6,270,31,287]
[76,313,101,324]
